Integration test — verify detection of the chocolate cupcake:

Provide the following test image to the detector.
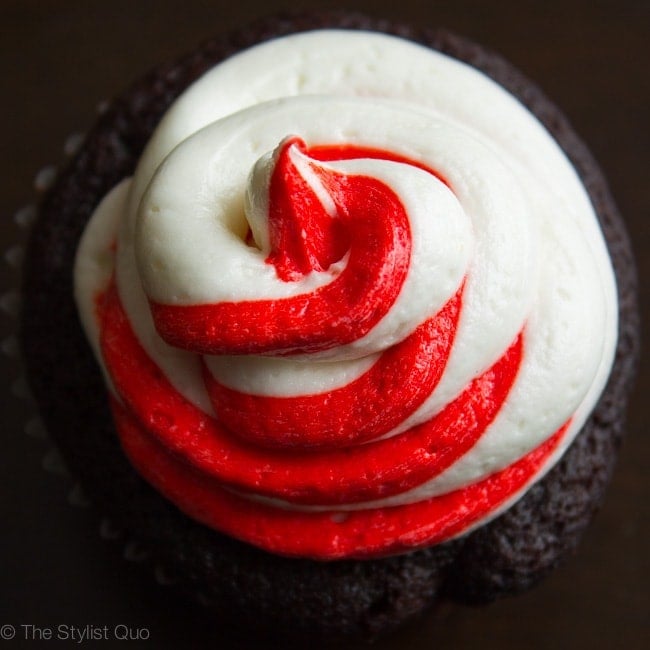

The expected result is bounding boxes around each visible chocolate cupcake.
[21,12,639,641]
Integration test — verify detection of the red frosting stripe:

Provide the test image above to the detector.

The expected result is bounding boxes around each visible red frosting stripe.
[308,143,449,186]
[95,139,560,559]
[266,137,349,280]
[100,281,523,505]
[148,139,412,356]
[115,398,568,559]
[203,286,462,449]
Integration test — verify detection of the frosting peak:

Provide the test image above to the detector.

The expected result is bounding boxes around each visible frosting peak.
[74,30,617,559]
[254,137,348,280]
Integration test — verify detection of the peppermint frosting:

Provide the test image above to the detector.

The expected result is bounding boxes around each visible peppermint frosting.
[74,30,617,559]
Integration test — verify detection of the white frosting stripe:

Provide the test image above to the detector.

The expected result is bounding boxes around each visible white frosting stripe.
[74,30,617,536]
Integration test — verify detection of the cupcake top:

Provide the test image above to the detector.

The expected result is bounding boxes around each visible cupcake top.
[74,29,617,559]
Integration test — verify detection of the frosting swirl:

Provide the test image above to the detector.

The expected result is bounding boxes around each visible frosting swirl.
[74,30,617,559]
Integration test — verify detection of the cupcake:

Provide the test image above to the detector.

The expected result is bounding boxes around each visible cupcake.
[21,12,639,641]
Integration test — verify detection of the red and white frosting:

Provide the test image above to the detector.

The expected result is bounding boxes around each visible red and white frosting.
[74,31,617,559]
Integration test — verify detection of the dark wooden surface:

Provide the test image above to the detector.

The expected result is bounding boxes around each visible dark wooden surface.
[1,1,648,648]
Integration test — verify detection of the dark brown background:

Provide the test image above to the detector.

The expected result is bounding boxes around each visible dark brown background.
[1,1,648,648]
